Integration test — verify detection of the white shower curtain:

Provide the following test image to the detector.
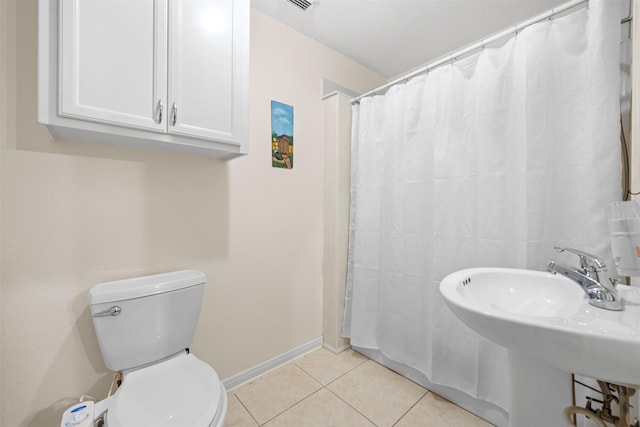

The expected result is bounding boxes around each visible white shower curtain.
[344,0,622,412]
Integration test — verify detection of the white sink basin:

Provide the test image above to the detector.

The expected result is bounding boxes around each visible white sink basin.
[440,268,640,387]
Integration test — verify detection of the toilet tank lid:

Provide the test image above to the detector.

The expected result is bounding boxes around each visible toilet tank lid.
[88,270,206,305]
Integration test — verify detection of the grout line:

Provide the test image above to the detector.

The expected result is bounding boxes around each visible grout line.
[258,387,325,426]
[250,348,373,425]
[254,362,323,425]
[294,363,322,384]
[232,347,470,427]
[290,350,378,424]
[391,390,430,427]
[292,347,369,387]
[323,355,370,387]
[324,386,378,426]
[323,357,431,426]
[231,392,260,426]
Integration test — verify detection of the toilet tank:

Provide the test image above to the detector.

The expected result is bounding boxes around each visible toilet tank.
[88,270,206,372]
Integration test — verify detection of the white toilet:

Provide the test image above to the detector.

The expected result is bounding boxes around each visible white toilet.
[88,270,227,427]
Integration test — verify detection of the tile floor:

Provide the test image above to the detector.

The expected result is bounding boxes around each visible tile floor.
[226,347,493,427]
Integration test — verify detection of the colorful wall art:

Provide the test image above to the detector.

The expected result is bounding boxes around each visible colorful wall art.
[271,100,294,169]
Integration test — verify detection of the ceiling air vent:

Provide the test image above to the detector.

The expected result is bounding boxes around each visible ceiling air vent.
[287,0,314,11]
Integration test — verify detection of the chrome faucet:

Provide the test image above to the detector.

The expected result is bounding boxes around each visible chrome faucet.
[547,246,622,311]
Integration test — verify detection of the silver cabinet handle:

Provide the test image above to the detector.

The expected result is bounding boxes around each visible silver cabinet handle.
[171,102,177,126]
[93,306,121,317]
[155,100,164,124]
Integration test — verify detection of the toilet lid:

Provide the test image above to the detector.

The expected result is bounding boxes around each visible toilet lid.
[107,353,223,427]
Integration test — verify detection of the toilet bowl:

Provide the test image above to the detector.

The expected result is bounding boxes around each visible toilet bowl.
[106,352,226,427]
[87,270,227,427]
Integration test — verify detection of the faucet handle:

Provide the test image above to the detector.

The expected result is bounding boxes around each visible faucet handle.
[553,246,606,271]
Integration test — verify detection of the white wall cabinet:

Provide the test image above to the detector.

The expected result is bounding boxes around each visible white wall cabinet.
[39,0,249,158]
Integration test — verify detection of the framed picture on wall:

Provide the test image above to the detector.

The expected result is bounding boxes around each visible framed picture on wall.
[271,100,294,169]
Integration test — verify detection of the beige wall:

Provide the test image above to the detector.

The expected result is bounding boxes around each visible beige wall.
[0,1,7,423]
[0,2,384,425]
[322,93,353,353]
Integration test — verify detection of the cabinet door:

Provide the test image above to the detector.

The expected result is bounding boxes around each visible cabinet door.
[59,0,167,131]
[168,0,248,144]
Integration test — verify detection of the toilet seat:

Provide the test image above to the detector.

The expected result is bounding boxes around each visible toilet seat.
[106,352,226,427]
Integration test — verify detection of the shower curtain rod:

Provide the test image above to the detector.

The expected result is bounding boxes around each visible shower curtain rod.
[352,0,631,104]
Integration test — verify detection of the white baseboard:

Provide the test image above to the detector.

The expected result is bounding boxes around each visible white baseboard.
[322,341,350,354]
[223,337,323,391]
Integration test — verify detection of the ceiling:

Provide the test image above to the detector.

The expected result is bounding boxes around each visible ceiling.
[251,0,570,79]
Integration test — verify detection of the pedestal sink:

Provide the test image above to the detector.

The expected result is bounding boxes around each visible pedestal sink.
[440,268,640,427]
